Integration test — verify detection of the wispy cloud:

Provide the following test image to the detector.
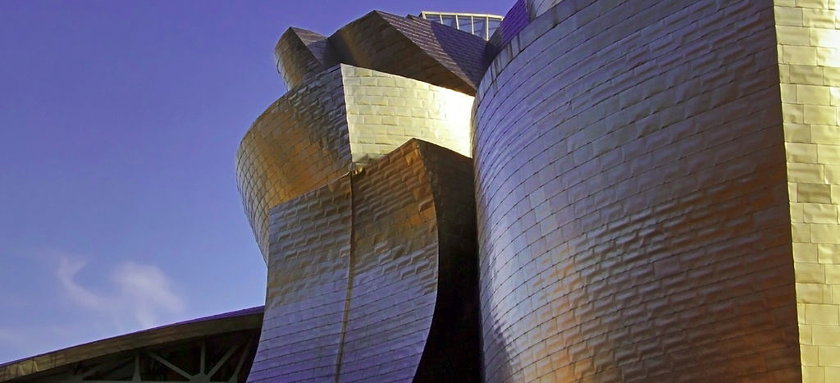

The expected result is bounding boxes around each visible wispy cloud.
[55,255,185,329]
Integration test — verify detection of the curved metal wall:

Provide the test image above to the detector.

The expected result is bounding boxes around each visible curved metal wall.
[525,0,560,20]
[236,64,473,260]
[274,27,338,90]
[473,0,800,381]
[235,66,351,259]
[248,140,479,382]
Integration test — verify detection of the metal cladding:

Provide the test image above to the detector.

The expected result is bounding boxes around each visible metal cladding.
[274,28,340,90]
[236,64,473,260]
[524,0,562,20]
[16,1,840,382]
[330,11,488,95]
[776,1,840,381]
[249,140,479,382]
[239,9,486,383]
[487,0,528,53]
[236,66,350,260]
[274,11,490,96]
[472,0,826,381]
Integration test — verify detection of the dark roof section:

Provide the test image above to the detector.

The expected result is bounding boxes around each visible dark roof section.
[0,306,264,382]
[276,10,491,96]
[375,11,489,92]
[328,11,477,95]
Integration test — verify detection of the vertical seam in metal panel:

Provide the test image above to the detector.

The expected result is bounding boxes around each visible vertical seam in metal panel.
[334,172,356,383]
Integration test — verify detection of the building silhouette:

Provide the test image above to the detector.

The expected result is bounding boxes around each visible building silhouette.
[2,0,838,382]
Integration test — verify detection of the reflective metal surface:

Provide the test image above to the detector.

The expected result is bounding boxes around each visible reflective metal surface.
[274,28,339,90]
[329,11,488,95]
[271,11,491,96]
[488,0,528,52]
[776,1,840,381]
[474,0,800,381]
[525,0,563,20]
[240,9,489,381]
[236,66,350,259]
[248,140,479,382]
[235,64,473,260]
[342,65,473,162]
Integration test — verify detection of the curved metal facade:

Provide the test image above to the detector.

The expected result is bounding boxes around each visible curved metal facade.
[524,0,560,20]
[274,28,339,90]
[238,10,486,382]
[473,0,801,381]
[249,140,479,382]
[235,66,350,259]
[18,2,840,382]
[236,64,473,260]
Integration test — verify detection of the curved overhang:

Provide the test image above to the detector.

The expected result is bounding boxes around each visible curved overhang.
[236,64,473,261]
[249,139,480,382]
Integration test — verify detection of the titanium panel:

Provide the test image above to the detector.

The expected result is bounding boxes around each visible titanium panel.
[525,0,562,20]
[473,0,800,381]
[236,64,473,261]
[775,2,840,381]
[248,176,352,383]
[342,65,473,161]
[247,140,479,382]
[235,66,350,259]
[329,11,488,95]
[488,0,529,53]
[274,28,340,90]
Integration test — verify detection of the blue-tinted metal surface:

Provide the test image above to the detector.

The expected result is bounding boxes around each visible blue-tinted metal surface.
[473,0,800,381]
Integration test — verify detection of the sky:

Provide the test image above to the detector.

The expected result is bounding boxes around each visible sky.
[0,0,512,364]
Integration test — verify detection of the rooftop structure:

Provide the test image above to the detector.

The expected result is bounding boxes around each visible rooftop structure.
[418,11,502,40]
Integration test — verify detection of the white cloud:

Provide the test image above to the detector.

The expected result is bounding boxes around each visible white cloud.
[55,256,185,329]
[56,257,108,310]
[111,262,184,327]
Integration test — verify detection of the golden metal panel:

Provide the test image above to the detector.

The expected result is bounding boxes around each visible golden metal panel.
[274,27,339,90]
[236,64,473,261]
[248,140,479,382]
[474,0,800,381]
[342,65,473,161]
[235,66,351,260]
[776,1,840,381]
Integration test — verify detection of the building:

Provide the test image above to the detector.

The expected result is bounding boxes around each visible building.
[4,0,840,382]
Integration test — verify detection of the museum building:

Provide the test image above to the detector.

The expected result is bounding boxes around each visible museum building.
[2,0,839,382]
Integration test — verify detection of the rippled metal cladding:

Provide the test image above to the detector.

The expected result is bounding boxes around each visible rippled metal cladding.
[236,64,473,260]
[236,9,485,382]
[241,1,840,382]
[6,1,840,383]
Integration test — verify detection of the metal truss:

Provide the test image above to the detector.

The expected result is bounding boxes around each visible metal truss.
[41,335,255,383]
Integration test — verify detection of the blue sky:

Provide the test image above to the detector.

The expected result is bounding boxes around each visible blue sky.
[0,0,510,363]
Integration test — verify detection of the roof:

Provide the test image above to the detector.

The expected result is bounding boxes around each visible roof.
[0,306,264,382]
